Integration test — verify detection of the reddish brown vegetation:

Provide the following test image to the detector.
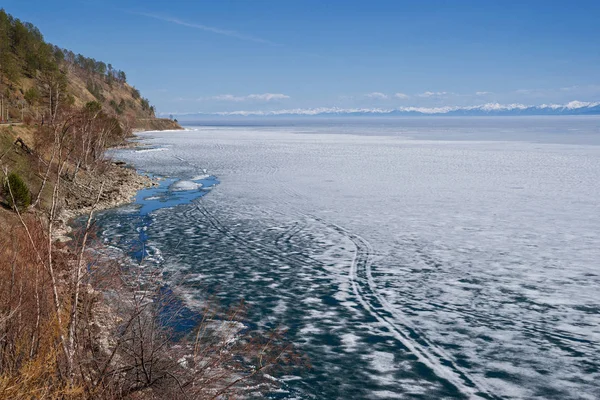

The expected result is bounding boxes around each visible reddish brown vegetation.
[0,106,304,399]
[0,217,304,399]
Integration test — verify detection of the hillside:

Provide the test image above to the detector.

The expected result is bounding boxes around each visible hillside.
[0,7,180,221]
[0,7,181,236]
[0,8,179,131]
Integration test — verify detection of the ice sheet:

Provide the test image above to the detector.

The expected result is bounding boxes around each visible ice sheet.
[104,117,600,399]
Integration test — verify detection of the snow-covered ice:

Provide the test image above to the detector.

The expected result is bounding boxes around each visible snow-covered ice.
[104,117,600,399]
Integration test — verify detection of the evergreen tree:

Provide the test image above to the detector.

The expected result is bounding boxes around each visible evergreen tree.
[3,172,31,211]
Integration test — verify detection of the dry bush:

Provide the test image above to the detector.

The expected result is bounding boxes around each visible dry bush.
[0,106,305,399]
[0,206,305,400]
[0,217,85,399]
[74,261,306,399]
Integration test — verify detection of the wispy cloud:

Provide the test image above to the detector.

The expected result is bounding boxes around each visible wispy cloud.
[212,95,245,102]
[475,91,493,96]
[132,11,278,45]
[366,92,389,99]
[362,92,409,100]
[172,93,290,102]
[211,93,290,102]
[418,91,451,98]
[246,93,290,101]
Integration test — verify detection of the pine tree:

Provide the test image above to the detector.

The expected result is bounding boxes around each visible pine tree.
[3,172,31,211]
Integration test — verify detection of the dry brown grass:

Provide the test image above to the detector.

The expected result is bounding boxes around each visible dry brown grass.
[0,217,84,399]
[0,218,305,398]
[0,107,303,399]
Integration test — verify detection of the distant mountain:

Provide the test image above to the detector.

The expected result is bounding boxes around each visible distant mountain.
[173,101,600,119]
[428,101,600,116]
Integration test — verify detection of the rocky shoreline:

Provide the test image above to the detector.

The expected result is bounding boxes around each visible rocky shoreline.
[55,164,154,241]
[54,134,158,241]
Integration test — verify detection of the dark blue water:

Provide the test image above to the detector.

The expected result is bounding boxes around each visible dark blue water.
[96,173,218,264]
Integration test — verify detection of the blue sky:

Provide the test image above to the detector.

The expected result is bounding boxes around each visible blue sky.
[3,0,600,115]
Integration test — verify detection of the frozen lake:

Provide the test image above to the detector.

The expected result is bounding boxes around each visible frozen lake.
[104,117,600,399]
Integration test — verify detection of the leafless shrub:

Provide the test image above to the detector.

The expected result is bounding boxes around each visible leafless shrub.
[74,261,306,399]
[0,106,305,399]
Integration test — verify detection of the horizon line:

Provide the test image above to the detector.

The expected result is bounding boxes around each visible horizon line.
[160,100,600,117]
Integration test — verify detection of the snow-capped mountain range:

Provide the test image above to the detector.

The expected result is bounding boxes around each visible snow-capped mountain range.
[173,101,600,118]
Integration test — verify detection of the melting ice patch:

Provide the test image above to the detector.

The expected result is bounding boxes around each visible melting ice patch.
[170,180,203,191]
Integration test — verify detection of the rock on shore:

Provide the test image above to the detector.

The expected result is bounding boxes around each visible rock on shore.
[55,162,155,241]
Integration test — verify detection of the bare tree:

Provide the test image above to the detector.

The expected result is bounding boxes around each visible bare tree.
[0,104,305,399]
